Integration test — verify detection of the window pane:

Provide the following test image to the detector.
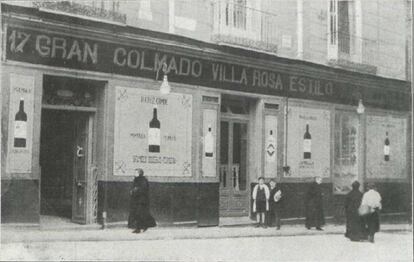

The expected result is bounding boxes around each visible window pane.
[333,112,359,194]
[220,121,229,188]
[233,122,247,191]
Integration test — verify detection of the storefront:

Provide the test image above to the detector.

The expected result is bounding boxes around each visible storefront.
[1,4,411,226]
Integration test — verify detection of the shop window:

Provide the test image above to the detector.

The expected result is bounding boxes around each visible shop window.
[42,76,98,108]
[220,97,249,115]
[333,112,359,194]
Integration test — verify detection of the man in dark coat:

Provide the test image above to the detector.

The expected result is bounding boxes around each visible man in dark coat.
[267,179,283,229]
[305,176,325,230]
[128,169,156,233]
[344,181,366,241]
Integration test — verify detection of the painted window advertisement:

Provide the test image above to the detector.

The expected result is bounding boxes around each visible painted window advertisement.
[286,107,330,178]
[264,114,278,178]
[202,108,217,177]
[366,115,407,179]
[333,112,359,194]
[114,87,192,176]
[6,74,34,173]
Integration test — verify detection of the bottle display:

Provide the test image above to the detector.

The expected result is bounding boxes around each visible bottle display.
[148,105,161,153]
[204,126,214,157]
[14,97,27,148]
[384,131,390,161]
[303,124,312,159]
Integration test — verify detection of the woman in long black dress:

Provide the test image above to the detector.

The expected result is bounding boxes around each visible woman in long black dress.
[305,176,325,230]
[344,181,366,241]
[128,169,156,233]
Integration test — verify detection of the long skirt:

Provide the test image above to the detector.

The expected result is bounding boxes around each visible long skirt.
[345,211,367,241]
[364,211,380,236]
[128,203,156,230]
[305,204,325,228]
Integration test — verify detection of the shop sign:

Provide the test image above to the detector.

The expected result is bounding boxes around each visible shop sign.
[113,87,192,176]
[286,107,331,178]
[366,115,407,179]
[6,74,34,173]
[5,26,409,110]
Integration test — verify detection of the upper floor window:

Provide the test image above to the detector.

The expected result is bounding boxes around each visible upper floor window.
[328,0,361,60]
[225,0,247,30]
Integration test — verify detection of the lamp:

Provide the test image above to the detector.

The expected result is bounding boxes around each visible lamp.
[356,99,365,114]
[159,63,170,95]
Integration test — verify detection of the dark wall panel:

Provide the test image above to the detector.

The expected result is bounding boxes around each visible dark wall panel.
[98,181,220,225]
[367,182,411,213]
[1,179,40,223]
[198,183,219,226]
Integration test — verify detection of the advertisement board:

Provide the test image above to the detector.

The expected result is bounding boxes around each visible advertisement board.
[114,87,192,176]
[286,106,331,178]
[6,74,34,173]
[366,115,407,179]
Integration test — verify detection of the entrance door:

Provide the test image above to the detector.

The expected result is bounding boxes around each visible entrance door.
[219,120,249,216]
[40,110,92,224]
[72,114,92,224]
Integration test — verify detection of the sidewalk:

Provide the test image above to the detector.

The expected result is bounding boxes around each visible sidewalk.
[1,222,411,244]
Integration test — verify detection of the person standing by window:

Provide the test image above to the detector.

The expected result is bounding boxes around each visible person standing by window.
[252,177,270,228]
[344,180,366,241]
[360,183,382,243]
[268,179,283,230]
[128,169,156,233]
[305,176,325,230]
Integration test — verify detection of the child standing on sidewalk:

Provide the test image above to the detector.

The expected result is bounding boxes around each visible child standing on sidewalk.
[252,177,270,228]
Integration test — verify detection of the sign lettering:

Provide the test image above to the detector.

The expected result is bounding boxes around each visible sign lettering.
[5,26,409,110]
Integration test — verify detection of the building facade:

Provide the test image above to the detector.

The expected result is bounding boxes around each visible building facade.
[1,1,411,226]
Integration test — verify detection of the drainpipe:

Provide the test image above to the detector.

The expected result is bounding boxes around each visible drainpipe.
[283,96,290,176]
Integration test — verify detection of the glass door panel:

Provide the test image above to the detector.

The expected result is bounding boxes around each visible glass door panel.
[220,121,229,188]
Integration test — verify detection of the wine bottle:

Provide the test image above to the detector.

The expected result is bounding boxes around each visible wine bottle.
[14,97,27,148]
[148,105,160,153]
[384,131,390,161]
[303,124,311,159]
[205,126,214,157]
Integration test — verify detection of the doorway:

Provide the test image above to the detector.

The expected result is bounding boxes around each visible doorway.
[40,110,93,224]
[219,97,250,217]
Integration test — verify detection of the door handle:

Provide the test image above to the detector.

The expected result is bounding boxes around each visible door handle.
[76,146,84,158]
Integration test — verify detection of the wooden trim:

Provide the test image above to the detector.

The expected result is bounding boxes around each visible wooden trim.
[41,104,97,112]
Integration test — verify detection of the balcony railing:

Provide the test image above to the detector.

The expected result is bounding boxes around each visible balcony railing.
[328,32,378,74]
[212,0,278,54]
[33,0,126,24]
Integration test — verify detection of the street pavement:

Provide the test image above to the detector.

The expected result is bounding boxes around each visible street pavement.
[0,223,412,261]
[1,231,412,261]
